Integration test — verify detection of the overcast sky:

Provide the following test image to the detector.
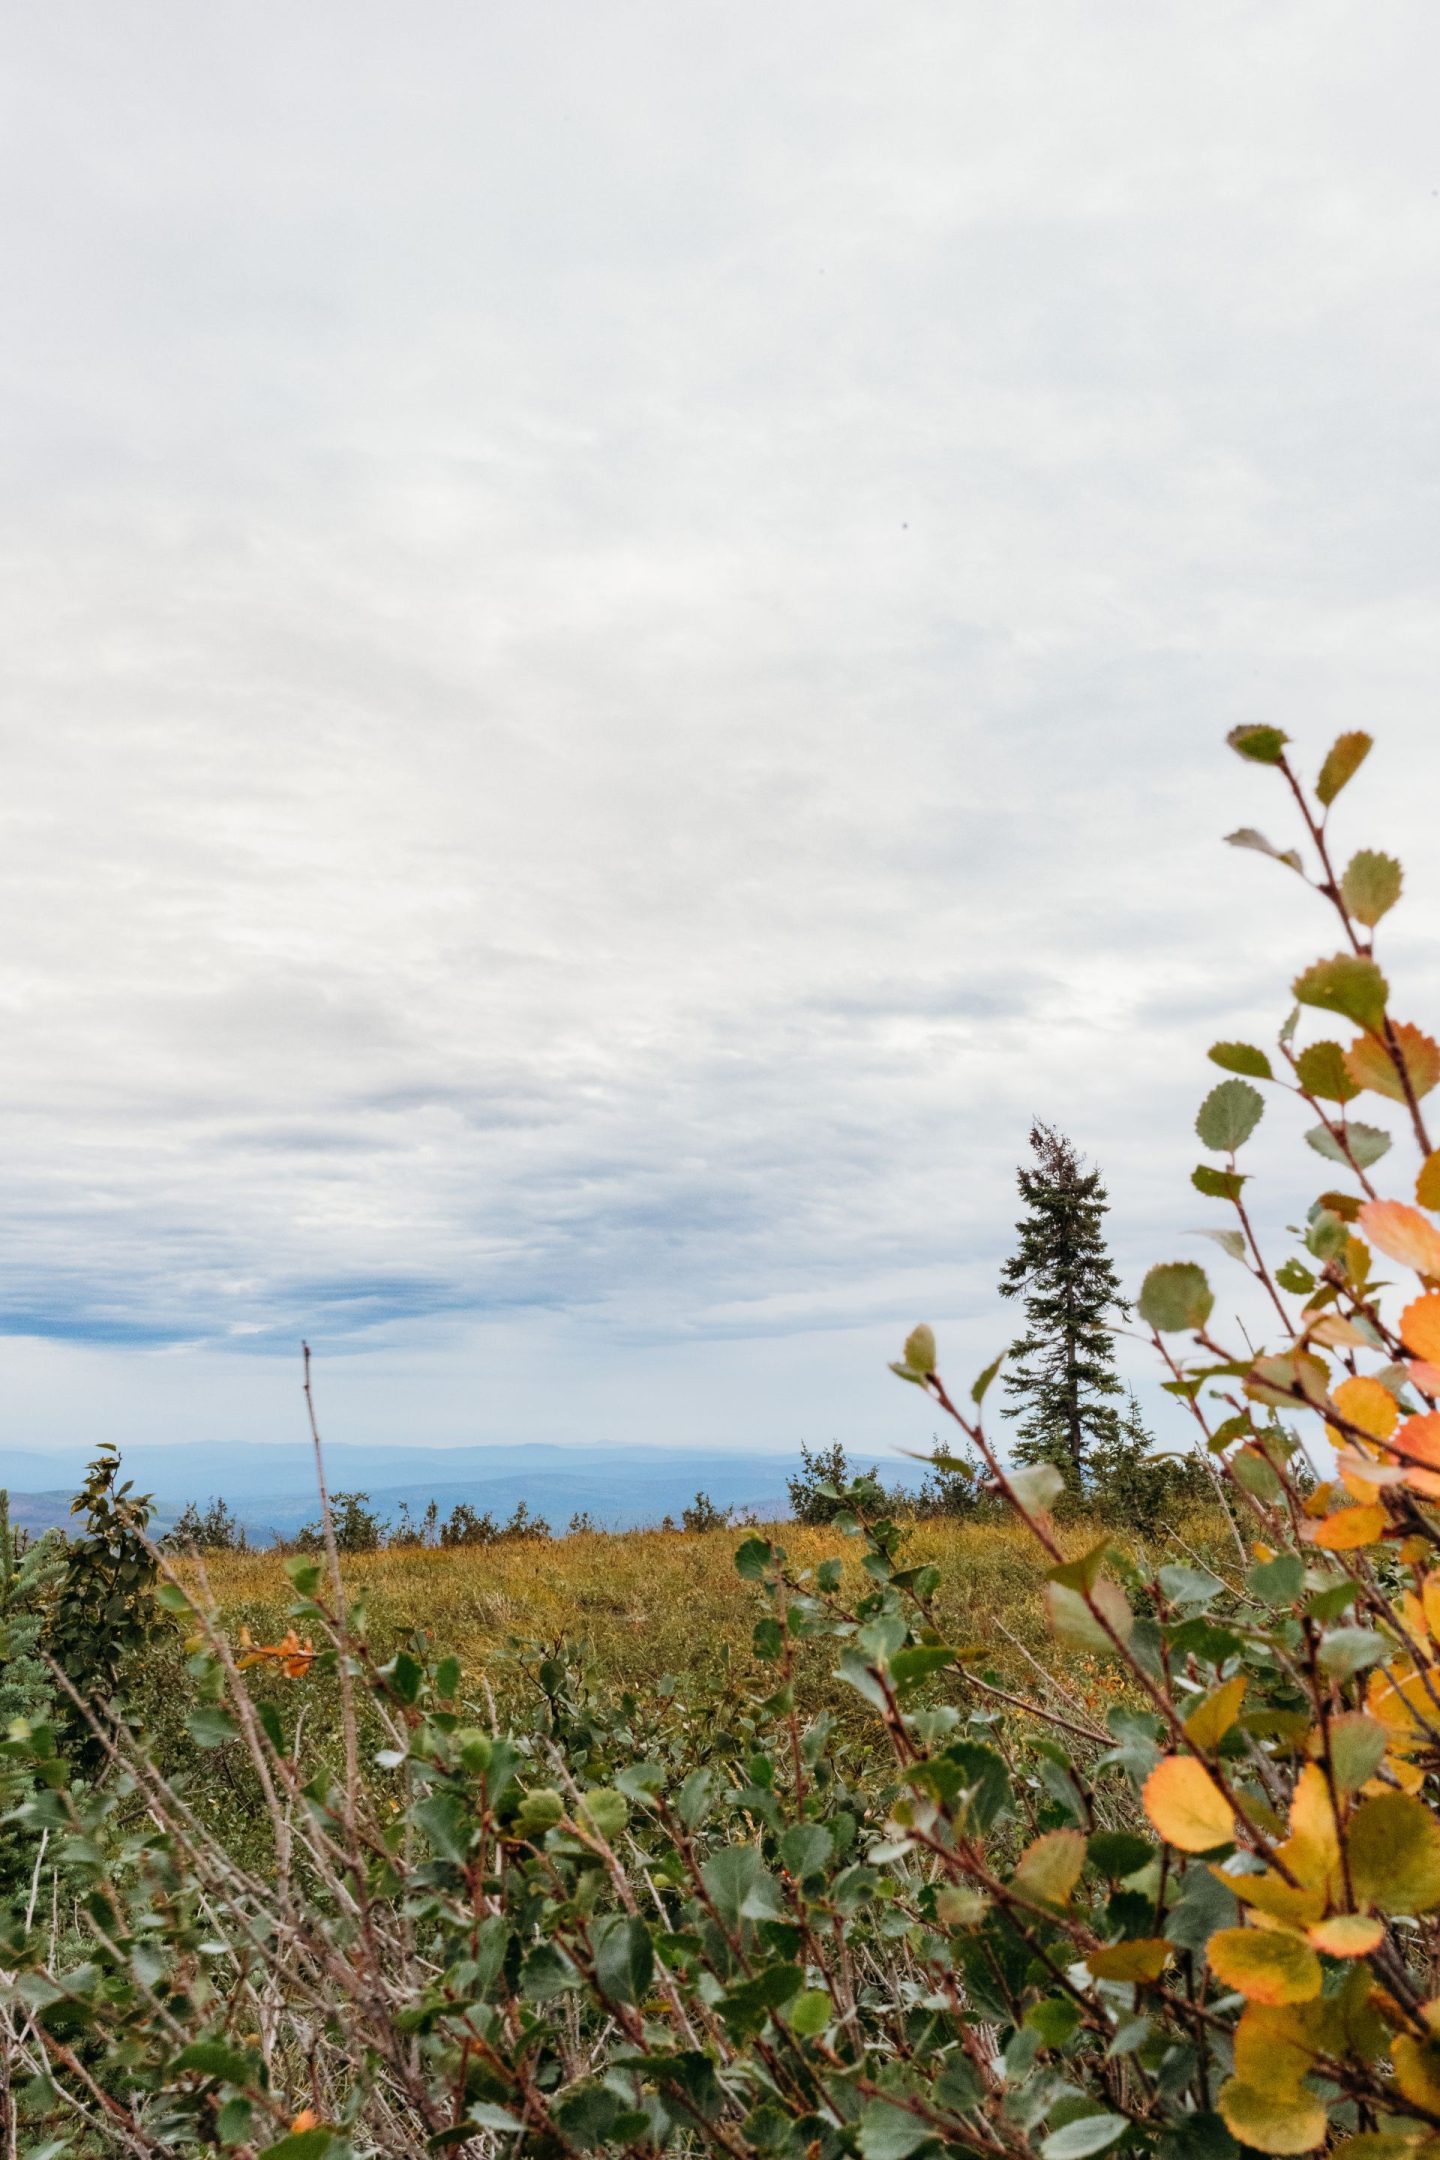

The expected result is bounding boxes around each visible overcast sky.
[3,3,1439,1464]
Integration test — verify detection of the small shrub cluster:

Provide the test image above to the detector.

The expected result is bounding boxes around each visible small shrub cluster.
[6,726,1440,2159]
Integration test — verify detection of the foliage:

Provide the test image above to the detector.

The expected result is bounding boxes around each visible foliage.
[41,1442,160,1772]
[999,1122,1132,1493]
[0,1492,63,1895]
[167,1495,249,1553]
[680,1490,733,1533]
[439,1497,553,1547]
[785,1441,906,1525]
[1085,1395,1215,1534]
[292,1489,389,1554]
[12,726,1440,2159]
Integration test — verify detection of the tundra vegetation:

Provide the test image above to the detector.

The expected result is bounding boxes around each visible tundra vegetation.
[3,726,1440,2159]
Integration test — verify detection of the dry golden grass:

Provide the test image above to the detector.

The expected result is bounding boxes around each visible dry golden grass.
[192,1506,1232,1720]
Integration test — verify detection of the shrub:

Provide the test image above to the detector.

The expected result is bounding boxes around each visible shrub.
[167,1494,248,1553]
[8,726,1440,2159]
[680,1489,733,1532]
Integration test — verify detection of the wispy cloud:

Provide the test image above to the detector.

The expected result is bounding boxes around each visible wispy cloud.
[2,5,1440,1460]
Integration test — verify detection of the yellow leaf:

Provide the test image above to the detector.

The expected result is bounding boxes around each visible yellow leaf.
[1310,1504,1387,1551]
[1208,1925,1323,2004]
[1326,1374,1401,1453]
[1349,1791,1440,1914]
[1184,1675,1247,1751]
[1423,1574,1440,1642]
[1357,1200,1440,1281]
[1418,1149,1440,1211]
[1305,1913,1384,1958]
[1011,1828,1086,1908]
[1143,1756,1235,1853]
[1344,1025,1440,1104]
[1219,1866,1326,1929]
[1392,2034,1440,2114]
[1301,1480,1336,1519]
[1401,1294,1440,1367]
[1277,1765,1343,1902]
[1218,2079,1327,2154]
[1086,1937,1172,1982]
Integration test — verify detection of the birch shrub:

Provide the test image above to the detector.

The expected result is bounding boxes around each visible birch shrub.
[5,725,1440,2159]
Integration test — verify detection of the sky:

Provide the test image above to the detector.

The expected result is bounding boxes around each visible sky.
[3,3,1440,1465]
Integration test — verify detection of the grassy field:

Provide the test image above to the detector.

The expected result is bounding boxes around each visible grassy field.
[188,1504,1234,1729]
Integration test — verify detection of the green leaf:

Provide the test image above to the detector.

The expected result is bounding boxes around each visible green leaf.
[856,2099,937,2160]
[733,1537,773,1581]
[1327,1712,1388,1794]
[520,1942,580,2001]
[577,1787,627,1841]
[1293,953,1389,1035]
[1208,1042,1273,1079]
[779,1822,833,1879]
[1196,1079,1265,1153]
[717,1963,803,2036]
[1041,2116,1128,2160]
[173,2039,257,2085]
[1225,827,1303,872]
[902,1323,936,1374]
[785,1987,832,2035]
[971,1351,1003,1405]
[1295,1038,1361,1103]
[1226,724,1289,764]
[257,2134,336,2160]
[701,1844,781,1925]
[1009,1462,1065,1514]
[1192,1164,1246,1201]
[185,1706,240,1750]
[1158,1564,1224,1610]
[414,1790,473,1863]
[1316,729,1372,806]
[1305,1120,1391,1170]
[1245,1553,1304,1605]
[1138,1263,1214,1334]
[1044,1578,1133,1656]
[1274,1259,1315,1294]
[1340,848,1402,928]
[1317,1626,1389,1679]
[593,1914,654,2006]
[1088,1829,1153,1877]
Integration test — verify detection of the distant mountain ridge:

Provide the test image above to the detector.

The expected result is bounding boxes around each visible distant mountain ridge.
[0,1440,924,1540]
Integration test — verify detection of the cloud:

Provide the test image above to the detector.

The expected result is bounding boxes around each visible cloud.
[2,4,1440,1460]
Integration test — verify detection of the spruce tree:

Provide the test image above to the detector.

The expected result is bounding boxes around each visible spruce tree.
[998,1122,1130,1492]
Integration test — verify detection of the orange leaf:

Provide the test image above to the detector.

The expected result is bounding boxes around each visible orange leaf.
[291,2110,322,2133]
[1143,1756,1235,1852]
[1401,1293,1440,1366]
[1309,1503,1387,1551]
[1207,1925,1322,2005]
[1393,1412,1440,1498]
[1305,1913,1384,1957]
[1344,1024,1440,1104]
[1419,1149,1440,1211]
[1357,1200,1440,1281]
